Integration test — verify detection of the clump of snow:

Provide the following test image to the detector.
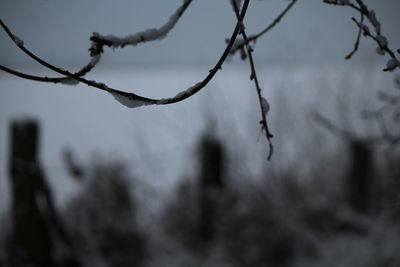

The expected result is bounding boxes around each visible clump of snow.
[376,35,388,47]
[93,0,190,48]
[368,10,381,33]
[261,96,270,116]
[386,58,399,71]
[109,91,150,108]
[12,35,24,46]
[157,82,202,105]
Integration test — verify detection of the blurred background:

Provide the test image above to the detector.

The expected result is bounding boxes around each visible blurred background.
[1,0,400,266]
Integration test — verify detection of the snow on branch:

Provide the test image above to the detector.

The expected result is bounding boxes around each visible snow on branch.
[323,0,400,71]
[90,0,192,49]
[0,0,192,85]
[0,0,250,109]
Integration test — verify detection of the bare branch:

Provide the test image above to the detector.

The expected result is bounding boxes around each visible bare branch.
[345,13,363,60]
[0,0,250,107]
[231,0,274,160]
[229,0,298,58]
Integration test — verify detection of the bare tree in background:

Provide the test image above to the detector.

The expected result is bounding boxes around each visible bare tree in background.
[1,0,399,159]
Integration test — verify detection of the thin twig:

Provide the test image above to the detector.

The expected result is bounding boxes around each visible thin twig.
[231,0,274,160]
[324,0,399,71]
[313,111,400,145]
[0,0,250,107]
[230,0,298,57]
[345,12,364,59]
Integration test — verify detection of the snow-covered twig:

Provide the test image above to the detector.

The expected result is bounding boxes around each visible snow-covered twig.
[0,0,250,108]
[231,0,274,160]
[89,0,192,49]
[0,0,193,84]
[0,55,100,85]
[229,0,298,58]
[324,0,399,71]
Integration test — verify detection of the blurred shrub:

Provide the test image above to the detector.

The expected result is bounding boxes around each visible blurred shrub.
[64,160,147,267]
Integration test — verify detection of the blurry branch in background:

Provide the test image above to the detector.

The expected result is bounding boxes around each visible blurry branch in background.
[228,0,298,59]
[312,111,400,145]
[323,0,400,71]
[361,74,400,145]
[312,111,354,141]
[62,148,85,181]
[230,0,274,160]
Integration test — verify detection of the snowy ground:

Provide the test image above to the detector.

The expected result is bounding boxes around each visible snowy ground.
[0,63,394,212]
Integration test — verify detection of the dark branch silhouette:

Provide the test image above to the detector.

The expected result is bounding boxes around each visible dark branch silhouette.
[231,0,274,160]
[229,0,298,58]
[0,0,250,108]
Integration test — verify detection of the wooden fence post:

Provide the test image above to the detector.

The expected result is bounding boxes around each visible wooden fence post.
[8,119,53,267]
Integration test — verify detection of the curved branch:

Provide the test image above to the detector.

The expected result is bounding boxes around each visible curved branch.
[0,0,193,84]
[0,0,250,107]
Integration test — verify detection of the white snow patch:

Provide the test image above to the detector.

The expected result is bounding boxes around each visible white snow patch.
[261,96,270,116]
[157,82,202,105]
[93,0,189,48]
[376,35,388,47]
[109,91,150,108]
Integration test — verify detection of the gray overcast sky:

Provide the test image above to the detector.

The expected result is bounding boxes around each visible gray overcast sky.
[1,0,399,67]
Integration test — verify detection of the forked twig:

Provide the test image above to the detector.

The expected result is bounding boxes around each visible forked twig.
[229,0,298,58]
